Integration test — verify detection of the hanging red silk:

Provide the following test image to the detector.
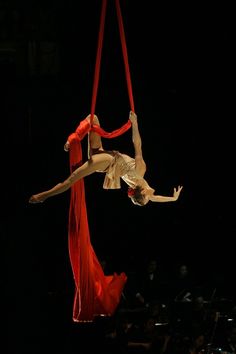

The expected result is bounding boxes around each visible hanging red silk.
[68,128,127,322]
[90,0,134,122]
[67,0,135,321]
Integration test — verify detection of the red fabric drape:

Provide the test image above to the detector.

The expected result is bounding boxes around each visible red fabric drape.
[90,121,131,138]
[115,0,135,112]
[68,128,127,322]
[89,0,133,132]
[90,0,107,121]
[67,0,135,322]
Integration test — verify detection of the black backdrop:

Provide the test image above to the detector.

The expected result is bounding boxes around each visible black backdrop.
[3,1,235,353]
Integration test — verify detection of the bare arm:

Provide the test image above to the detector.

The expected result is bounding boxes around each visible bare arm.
[129,111,146,176]
[149,185,183,203]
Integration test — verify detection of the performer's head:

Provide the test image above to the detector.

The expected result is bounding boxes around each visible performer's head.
[127,186,148,206]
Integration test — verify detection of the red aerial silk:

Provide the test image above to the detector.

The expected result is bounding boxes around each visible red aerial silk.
[90,0,134,122]
[67,0,135,322]
[68,123,127,322]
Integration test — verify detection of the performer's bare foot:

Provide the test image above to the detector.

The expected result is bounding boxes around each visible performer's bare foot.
[29,194,46,204]
[64,141,70,152]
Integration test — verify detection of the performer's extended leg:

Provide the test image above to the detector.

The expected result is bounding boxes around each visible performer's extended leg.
[29,151,113,203]
[29,114,112,204]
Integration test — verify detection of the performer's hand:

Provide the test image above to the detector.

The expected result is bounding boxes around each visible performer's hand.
[173,185,183,201]
[129,110,137,123]
[64,141,70,152]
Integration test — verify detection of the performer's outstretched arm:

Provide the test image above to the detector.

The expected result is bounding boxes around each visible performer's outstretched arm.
[149,185,183,202]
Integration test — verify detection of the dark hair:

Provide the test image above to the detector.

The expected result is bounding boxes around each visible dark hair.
[128,186,146,206]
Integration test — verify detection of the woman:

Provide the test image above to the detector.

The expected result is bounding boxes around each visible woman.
[29,111,183,206]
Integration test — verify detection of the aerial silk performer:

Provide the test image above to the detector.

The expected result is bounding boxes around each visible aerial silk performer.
[29,0,183,322]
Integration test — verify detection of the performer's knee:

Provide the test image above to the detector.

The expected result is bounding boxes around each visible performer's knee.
[92,114,100,126]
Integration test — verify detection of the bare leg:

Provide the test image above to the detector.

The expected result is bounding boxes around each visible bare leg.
[64,114,103,154]
[29,152,113,203]
[88,115,103,158]
[64,114,92,152]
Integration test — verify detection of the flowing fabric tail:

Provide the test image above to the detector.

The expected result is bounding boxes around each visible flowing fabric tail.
[67,124,127,322]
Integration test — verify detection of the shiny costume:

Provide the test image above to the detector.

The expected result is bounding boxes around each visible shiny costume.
[96,151,153,196]
[102,152,140,189]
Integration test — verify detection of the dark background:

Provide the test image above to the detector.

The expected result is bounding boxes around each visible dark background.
[3,1,235,353]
